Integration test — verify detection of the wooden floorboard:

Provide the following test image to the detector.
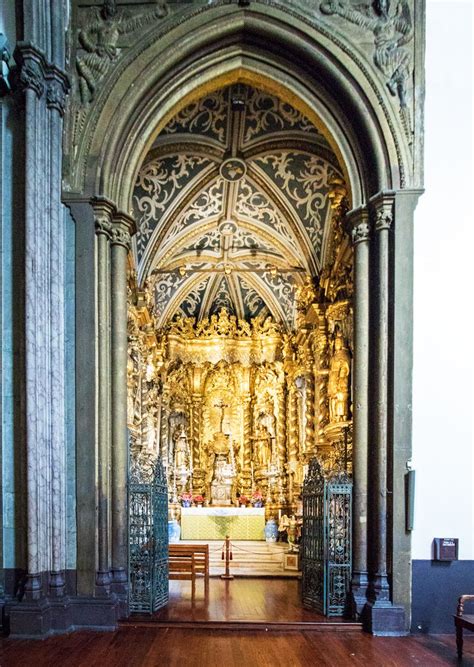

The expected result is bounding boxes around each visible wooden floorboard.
[0,630,472,666]
[126,578,345,625]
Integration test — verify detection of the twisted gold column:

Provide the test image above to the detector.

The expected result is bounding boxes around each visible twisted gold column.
[288,384,299,463]
[243,395,252,470]
[277,389,287,469]
[304,374,315,455]
[191,396,202,468]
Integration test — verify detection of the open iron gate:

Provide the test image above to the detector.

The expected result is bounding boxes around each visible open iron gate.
[129,455,169,613]
[302,458,352,616]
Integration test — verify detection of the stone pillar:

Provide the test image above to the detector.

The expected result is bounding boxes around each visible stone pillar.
[12,45,69,604]
[92,199,114,595]
[110,212,134,597]
[347,206,370,614]
[372,195,392,603]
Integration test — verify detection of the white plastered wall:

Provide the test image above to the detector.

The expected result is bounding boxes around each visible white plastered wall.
[412,0,474,560]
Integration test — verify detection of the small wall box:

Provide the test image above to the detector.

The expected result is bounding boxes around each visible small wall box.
[433,538,459,561]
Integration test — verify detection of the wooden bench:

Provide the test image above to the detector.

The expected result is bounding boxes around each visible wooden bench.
[168,544,209,597]
[454,595,474,658]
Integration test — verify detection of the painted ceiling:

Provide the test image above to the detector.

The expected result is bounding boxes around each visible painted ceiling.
[132,84,343,329]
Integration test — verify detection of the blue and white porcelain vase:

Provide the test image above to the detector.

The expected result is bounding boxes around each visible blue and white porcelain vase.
[265,518,278,543]
[168,519,181,543]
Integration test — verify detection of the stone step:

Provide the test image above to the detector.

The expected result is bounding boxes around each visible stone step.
[180,540,301,578]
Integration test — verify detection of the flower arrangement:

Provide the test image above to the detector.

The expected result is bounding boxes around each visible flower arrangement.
[239,495,249,506]
[193,495,204,505]
[180,492,192,507]
[251,490,263,507]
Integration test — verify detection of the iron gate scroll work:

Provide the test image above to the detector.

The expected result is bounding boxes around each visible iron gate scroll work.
[302,458,352,616]
[129,455,169,613]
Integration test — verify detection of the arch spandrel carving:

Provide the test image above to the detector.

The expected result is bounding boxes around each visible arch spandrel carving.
[65,1,422,208]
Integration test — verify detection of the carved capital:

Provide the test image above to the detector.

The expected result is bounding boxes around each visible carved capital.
[92,197,115,238]
[110,225,131,248]
[46,69,70,115]
[370,193,395,232]
[351,221,370,246]
[347,207,370,246]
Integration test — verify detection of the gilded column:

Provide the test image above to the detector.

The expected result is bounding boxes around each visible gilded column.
[288,383,299,464]
[304,372,315,456]
[110,212,134,593]
[276,388,287,470]
[191,395,202,468]
[348,206,370,613]
[93,199,114,594]
[243,394,252,470]
[371,195,393,603]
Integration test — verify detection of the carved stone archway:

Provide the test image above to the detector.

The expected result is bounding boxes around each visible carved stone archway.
[7,0,423,637]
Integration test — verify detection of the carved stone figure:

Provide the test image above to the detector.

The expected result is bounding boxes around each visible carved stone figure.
[320,0,413,107]
[327,331,351,422]
[76,0,168,104]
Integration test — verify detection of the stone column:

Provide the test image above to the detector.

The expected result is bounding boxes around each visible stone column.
[110,212,134,595]
[347,207,370,614]
[371,195,393,604]
[93,199,114,595]
[13,45,69,603]
[365,192,414,635]
[48,68,69,600]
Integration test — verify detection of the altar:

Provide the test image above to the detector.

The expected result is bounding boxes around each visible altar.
[180,507,265,540]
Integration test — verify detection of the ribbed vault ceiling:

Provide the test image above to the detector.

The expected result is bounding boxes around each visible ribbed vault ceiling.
[132,84,343,329]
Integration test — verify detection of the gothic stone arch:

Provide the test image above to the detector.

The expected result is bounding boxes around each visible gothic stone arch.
[9,0,424,638]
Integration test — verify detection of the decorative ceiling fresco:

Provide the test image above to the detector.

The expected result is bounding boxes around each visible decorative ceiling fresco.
[132,84,344,329]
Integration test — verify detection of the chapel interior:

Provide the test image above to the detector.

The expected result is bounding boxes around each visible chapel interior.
[127,83,354,542]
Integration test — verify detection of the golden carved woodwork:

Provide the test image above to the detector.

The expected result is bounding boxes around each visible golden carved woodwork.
[128,295,354,511]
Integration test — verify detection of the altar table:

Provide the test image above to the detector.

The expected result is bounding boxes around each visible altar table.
[180,507,265,540]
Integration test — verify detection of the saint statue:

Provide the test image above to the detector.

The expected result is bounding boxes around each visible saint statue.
[174,425,189,469]
[254,424,273,468]
[328,331,351,422]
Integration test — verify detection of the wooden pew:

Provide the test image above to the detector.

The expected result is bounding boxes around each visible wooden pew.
[454,595,474,658]
[169,544,209,596]
[168,553,196,598]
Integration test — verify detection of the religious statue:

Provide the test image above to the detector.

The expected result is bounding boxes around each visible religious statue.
[253,423,273,468]
[328,331,351,423]
[76,0,168,104]
[173,425,189,469]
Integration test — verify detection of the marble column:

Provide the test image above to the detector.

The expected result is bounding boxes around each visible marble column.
[110,212,134,593]
[347,206,370,614]
[13,44,69,603]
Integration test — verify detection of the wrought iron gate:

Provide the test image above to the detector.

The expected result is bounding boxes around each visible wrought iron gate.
[302,458,352,616]
[129,455,169,613]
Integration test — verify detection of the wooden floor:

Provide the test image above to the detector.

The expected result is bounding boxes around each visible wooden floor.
[0,629,472,667]
[130,578,336,625]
